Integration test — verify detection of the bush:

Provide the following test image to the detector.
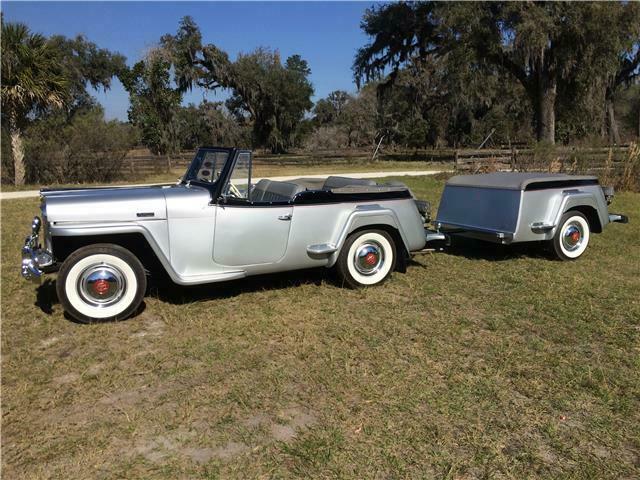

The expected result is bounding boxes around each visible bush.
[303,126,349,151]
[22,108,136,184]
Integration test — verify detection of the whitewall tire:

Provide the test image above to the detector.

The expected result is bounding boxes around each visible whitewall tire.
[56,244,146,323]
[337,230,396,288]
[552,211,591,261]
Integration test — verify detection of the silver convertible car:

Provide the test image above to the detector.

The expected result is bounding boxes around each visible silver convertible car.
[21,147,627,323]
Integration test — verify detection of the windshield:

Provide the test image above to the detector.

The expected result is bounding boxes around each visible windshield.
[183,148,231,184]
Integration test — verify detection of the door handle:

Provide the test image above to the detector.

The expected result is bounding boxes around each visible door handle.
[278,214,292,221]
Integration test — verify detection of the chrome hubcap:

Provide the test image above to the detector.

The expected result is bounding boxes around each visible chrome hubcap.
[78,263,126,307]
[562,222,584,252]
[354,241,384,275]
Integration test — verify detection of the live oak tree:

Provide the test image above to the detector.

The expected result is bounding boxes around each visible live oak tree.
[1,21,69,185]
[120,52,182,164]
[48,34,127,118]
[160,17,313,153]
[353,1,640,145]
[313,90,351,125]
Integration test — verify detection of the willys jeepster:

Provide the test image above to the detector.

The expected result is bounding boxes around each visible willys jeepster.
[21,147,627,323]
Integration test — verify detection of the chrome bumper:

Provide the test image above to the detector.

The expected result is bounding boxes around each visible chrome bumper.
[21,216,53,283]
[609,213,629,224]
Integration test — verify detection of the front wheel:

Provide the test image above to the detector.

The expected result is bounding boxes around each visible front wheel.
[552,211,591,261]
[56,244,147,323]
[336,229,396,288]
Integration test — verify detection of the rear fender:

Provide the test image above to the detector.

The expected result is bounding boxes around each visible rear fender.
[552,192,604,234]
[327,205,411,267]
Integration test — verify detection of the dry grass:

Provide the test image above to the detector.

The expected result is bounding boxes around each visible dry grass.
[1,177,639,479]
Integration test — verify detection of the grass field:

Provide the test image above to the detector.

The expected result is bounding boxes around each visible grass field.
[1,176,639,479]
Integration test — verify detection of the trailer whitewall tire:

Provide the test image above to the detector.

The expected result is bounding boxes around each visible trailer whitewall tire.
[56,244,146,323]
[553,211,590,261]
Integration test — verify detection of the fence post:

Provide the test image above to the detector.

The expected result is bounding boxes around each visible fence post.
[454,149,459,171]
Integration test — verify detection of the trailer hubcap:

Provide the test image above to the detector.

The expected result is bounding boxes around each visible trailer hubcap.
[562,223,584,252]
[78,264,126,307]
[354,242,384,275]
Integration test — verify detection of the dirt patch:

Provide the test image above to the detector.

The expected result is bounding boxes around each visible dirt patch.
[53,372,80,385]
[280,407,317,430]
[40,336,60,348]
[241,406,318,444]
[133,431,249,465]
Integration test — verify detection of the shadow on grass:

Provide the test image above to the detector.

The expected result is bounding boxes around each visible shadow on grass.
[35,268,329,320]
[149,267,328,305]
[442,237,554,262]
[35,278,57,314]
[34,242,553,323]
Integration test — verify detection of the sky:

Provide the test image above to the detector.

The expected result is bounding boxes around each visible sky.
[2,1,376,120]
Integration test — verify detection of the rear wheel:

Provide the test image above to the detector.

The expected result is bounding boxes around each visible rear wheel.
[336,229,396,288]
[56,244,146,323]
[552,211,590,261]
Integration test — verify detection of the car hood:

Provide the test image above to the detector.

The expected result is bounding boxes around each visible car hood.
[42,185,172,223]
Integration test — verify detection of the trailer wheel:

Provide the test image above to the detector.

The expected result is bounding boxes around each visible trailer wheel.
[56,244,146,323]
[552,210,591,261]
[336,230,396,288]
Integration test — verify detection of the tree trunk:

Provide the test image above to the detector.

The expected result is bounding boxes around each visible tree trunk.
[605,87,621,145]
[535,75,557,144]
[9,116,26,186]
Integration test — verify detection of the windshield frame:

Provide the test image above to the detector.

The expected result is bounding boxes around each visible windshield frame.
[182,147,235,187]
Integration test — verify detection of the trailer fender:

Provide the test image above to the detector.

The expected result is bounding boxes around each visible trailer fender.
[552,192,603,234]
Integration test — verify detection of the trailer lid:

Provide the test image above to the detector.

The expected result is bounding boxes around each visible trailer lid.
[446,172,599,191]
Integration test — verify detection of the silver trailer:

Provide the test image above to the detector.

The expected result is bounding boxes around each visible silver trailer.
[21,148,627,323]
[435,172,627,259]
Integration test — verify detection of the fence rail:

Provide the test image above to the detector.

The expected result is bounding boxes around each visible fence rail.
[121,145,638,190]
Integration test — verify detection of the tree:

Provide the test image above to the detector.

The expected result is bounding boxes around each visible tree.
[1,21,69,185]
[176,101,249,150]
[24,105,136,184]
[48,34,126,118]
[120,52,182,163]
[313,90,351,125]
[161,17,314,153]
[353,2,639,145]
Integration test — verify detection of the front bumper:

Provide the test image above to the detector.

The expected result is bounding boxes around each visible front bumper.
[21,216,54,283]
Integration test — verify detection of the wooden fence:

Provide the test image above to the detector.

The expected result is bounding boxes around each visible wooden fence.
[123,145,638,189]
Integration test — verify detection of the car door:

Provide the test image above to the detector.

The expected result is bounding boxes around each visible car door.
[213,204,293,266]
[212,151,293,266]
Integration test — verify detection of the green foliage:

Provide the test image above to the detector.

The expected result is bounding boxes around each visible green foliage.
[176,101,250,150]
[120,53,182,157]
[161,17,314,153]
[47,34,127,117]
[1,20,70,184]
[313,90,351,126]
[1,21,69,122]
[353,1,640,146]
[12,106,136,184]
